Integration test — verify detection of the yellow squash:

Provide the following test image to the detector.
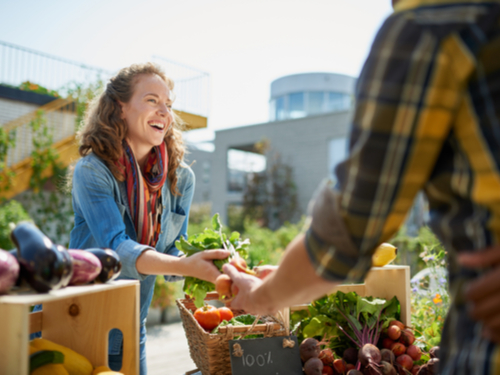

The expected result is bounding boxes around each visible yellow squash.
[30,338,93,375]
[372,243,398,267]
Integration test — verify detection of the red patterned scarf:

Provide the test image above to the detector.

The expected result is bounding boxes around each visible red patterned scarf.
[118,141,168,247]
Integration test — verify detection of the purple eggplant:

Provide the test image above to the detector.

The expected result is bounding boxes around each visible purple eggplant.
[86,248,122,283]
[10,222,67,293]
[55,244,74,287]
[0,250,20,294]
[67,249,102,285]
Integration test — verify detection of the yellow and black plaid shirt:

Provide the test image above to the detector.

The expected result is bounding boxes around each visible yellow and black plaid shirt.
[305,0,500,373]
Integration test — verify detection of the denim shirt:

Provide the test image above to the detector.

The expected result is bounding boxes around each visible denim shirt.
[69,152,194,355]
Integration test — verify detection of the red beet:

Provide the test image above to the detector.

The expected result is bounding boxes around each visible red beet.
[343,347,359,365]
[346,364,356,371]
[347,371,363,375]
[380,361,397,375]
[388,325,402,340]
[333,359,347,374]
[406,345,421,361]
[390,342,406,357]
[429,346,440,359]
[400,329,415,346]
[389,320,405,330]
[300,338,321,363]
[411,365,420,375]
[380,348,396,365]
[319,348,334,366]
[304,357,324,375]
[382,338,395,349]
[358,343,381,368]
[396,354,413,371]
[322,365,334,375]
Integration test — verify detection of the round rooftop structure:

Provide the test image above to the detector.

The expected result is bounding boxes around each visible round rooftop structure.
[269,72,356,121]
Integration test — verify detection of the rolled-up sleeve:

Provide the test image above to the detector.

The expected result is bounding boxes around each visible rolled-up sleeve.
[72,159,152,281]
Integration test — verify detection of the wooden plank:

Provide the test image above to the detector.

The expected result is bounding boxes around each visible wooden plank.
[0,303,30,375]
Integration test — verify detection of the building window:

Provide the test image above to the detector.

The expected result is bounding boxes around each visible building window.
[308,91,325,115]
[276,96,286,121]
[227,148,266,192]
[288,92,305,119]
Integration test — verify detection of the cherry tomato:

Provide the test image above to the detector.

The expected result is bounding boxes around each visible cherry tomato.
[218,307,234,322]
[193,305,221,331]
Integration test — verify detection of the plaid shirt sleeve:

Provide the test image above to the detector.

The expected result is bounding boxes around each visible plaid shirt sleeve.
[305,8,470,283]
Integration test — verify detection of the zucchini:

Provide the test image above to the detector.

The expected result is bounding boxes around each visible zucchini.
[30,350,64,373]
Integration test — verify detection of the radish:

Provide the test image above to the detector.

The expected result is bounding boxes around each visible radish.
[411,365,420,375]
[382,338,395,349]
[333,358,347,374]
[389,320,405,330]
[304,357,323,375]
[358,343,381,370]
[0,250,19,294]
[68,250,101,285]
[399,329,415,346]
[322,365,334,375]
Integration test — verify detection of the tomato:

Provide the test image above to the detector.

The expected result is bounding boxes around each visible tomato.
[193,305,221,331]
[218,307,234,322]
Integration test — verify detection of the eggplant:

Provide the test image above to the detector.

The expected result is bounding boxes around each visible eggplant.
[86,248,122,283]
[55,244,74,288]
[0,250,20,294]
[10,222,67,293]
[67,249,102,285]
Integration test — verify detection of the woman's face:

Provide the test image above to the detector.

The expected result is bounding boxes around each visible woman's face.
[120,74,173,158]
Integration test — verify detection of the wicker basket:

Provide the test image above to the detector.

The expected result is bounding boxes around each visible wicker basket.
[177,292,289,375]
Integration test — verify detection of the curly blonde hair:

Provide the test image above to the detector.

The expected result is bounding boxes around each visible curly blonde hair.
[78,62,186,195]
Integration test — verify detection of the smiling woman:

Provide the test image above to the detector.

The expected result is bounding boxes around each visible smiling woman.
[66,63,230,374]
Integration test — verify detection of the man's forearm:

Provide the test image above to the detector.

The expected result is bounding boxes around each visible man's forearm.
[251,234,339,314]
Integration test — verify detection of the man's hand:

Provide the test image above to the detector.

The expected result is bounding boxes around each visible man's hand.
[222,263,274,315]
[458,247,500,344]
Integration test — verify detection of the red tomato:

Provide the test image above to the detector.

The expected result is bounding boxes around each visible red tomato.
[193,305,221,331]
[218,307,234,322]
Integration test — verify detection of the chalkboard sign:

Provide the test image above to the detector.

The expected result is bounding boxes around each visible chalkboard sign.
[229,336,303,375]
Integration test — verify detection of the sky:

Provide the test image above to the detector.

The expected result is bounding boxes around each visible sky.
[0,0,393,143]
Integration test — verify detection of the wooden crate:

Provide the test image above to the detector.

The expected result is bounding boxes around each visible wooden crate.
[291,265,411,325]
[0,280,140,375]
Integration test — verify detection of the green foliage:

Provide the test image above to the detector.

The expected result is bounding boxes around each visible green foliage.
[0,127,16,196]
[0,200,32,249]
[176,213,250,308]
[19,81,59,97]
[151,277,183,309]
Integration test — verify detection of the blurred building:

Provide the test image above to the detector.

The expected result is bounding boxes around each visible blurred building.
[210,72,357,224]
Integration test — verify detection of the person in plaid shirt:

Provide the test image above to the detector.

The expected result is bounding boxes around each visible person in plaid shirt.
[224,1,500,373]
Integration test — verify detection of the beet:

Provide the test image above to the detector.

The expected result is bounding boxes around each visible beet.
[396,354,413,371]
[333,358,347,374]
[381,338,395,349]
[358,343,381,368]
[343,347,359,364]
[387,325,401,340]
[428,346,439,359]
[411,365,421,375]
[300,338,321,363]
[380,348,395,365]
[426,358,439,374]
[347,370,363,375]
[389,320,405,330]
[319,348,334,366]
[322,365,334,375]
[406,345,421,361]
[390,342,406,357]
[400,329,415,346]
[380,361,397,375]
[304,357,324,375]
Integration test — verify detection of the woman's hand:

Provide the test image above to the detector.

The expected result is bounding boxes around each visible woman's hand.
[459,247,500,344]
[180,249,230,283]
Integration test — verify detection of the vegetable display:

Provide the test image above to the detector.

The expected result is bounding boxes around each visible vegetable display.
[175,213,251,308]
[0,223,122,294]
[293,291,440,375]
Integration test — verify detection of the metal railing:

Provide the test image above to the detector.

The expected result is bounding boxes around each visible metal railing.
[0,40,210,117]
